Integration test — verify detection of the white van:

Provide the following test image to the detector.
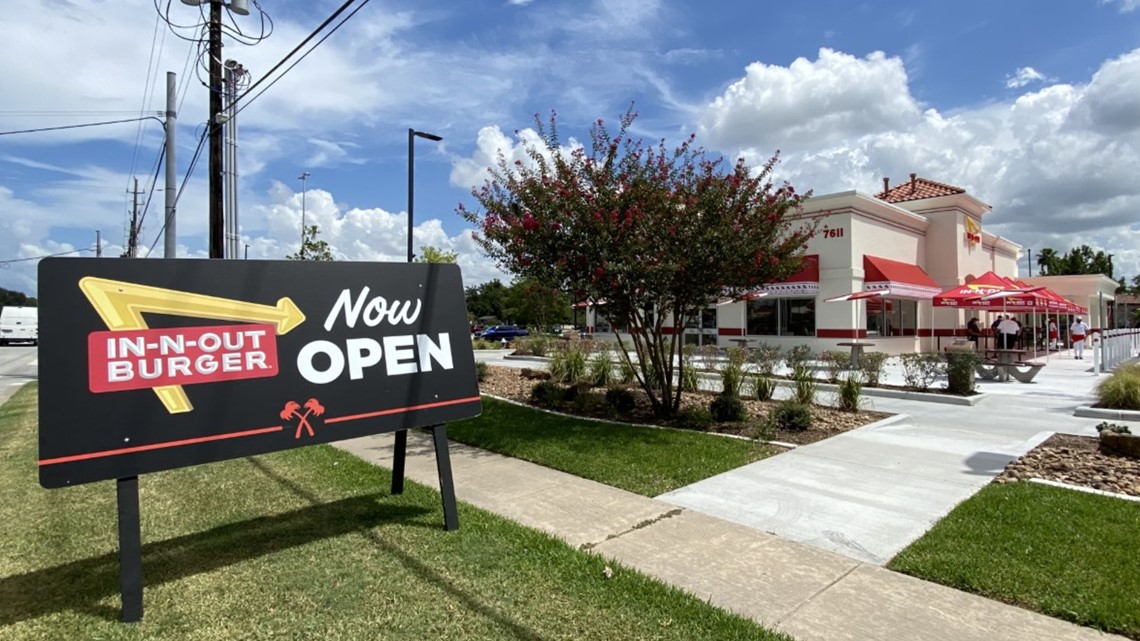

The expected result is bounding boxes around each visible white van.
[0,306,38,346]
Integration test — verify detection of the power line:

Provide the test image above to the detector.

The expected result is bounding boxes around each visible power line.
[0,116,163,137]
[0,248,94,266]
[133,141,168,237]
[232,0,362,114]
[145,128,208,256]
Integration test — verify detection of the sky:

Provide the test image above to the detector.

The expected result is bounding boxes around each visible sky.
[3,0,1140,297]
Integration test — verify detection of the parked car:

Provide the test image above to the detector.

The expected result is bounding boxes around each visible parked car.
[480,325,530,340]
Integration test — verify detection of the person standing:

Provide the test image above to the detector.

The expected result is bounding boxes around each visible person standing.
[998,315,1020,349]
[1048,319,1059,350]
[1070,317,1089,359]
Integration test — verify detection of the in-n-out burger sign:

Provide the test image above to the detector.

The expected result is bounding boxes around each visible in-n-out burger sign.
[38,259,480,488]
[296,287,452,384]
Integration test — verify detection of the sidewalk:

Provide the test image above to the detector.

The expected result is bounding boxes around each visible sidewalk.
[336,430,1122,640]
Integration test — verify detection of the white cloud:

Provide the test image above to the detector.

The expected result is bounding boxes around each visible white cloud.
[448,125,583,190]
[508,0,535,5]
[698,48,922,155]
[1005,66,1047,88]
[701,48,1140,279]
[1101,0,1140,12]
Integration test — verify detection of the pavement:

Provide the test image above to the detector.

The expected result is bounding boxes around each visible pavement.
[0,345,38,407]
[333,343,1136,639]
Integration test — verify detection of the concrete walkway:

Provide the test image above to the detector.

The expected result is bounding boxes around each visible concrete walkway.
[657,354,1135,564]
[336,429,1124,640]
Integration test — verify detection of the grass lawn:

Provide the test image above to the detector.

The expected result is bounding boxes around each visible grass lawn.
[888,481,1140,640]
[0,384,789,641]
[447,396,771,497]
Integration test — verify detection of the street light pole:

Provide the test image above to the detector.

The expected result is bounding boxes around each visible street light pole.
[298,171,310,260]
[407,128,442,262]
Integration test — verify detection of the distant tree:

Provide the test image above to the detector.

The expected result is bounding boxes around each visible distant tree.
[504,278,572,330]
[415,245,458,264]
[459,108,813,417]
[285,224,334,261]
[1036,245,1113,278]
[0,287,36,307]
[464,279,509,322]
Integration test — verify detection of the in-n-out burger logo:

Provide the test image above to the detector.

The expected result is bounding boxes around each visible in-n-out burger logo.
[296,287,453,384]
[965,217,981,246]
[88,324,278,392]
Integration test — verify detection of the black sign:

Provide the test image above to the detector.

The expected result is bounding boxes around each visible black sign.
[38,259,481,488]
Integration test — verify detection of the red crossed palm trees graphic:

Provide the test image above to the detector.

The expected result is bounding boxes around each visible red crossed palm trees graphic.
[280,398,325,438]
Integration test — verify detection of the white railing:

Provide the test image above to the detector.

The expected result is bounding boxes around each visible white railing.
[1095,328,1140,374]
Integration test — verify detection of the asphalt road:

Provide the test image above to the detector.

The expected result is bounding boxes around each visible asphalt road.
[0,344,38,407]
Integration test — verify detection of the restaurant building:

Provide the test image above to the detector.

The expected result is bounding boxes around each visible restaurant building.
[584,174,1113,354]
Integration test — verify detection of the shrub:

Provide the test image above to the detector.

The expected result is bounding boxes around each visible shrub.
[857,351,889,387]
[772,401,812,431]
[677,406,715,430]
[944,352,981,395]
[471,339,500,350]
[618,357,637,384]
[680,344,700,392]
[1096,421,1132,435]
[571,389,603,414]
[604,387,637,413]
[818,350,850,384]
[899,353,945,391]
[513,337,553,357]
[587,344,616,387]
[720,347,748,397]
[549,343,589,384]
[529,381,564,407]
[836,374,863,412]
[792,366,816,405]
[709,392,748,422]
[753,374,776,402]
[749,342,781,377]
[475,361,488,383]
[785,344,813,375]
[1096,366,1140,410]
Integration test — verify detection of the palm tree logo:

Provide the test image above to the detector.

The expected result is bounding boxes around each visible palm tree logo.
[279,398,326,439]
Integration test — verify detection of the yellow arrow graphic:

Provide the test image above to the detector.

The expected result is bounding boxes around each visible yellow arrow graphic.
[80,277,306,414]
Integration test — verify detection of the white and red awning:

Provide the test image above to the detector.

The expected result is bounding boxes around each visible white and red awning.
[862,255,941,299]
[758,254,819,297]
[825,290,886,303]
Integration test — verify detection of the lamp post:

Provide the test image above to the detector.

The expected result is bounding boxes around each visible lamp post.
[298,171,310,259]
[407,128,442,262]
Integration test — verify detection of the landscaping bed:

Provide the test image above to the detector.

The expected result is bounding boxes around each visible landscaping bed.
[479,365,892,447]
[996,433,1140,498]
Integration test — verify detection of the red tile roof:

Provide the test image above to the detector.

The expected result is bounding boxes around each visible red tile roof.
[875,175,966,204]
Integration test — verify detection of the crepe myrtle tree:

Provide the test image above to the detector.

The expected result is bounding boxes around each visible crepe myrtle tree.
[459,108,814,417]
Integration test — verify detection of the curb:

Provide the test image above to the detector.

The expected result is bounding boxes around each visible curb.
[1028,478,1140,503]
[1073,405,1140,420]
[480,393,778,446]
[772,378,986,407]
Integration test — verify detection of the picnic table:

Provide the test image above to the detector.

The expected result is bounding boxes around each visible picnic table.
[836,341,875,368]
[976,348,1044,383]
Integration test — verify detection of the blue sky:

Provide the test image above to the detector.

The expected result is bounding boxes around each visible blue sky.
[3,0,1140,296]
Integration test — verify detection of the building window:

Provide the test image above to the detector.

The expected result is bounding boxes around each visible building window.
[867,298,917,337]
[747,298,816,336]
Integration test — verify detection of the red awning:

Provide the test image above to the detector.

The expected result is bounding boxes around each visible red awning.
[760,254,819,296]
[863,255,940,298]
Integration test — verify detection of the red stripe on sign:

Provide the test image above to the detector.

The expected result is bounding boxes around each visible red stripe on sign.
[38,425,284,466]
[324,396,482,424]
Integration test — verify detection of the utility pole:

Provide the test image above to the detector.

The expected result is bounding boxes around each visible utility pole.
[128,177,141,258]
[208,0,224,259]
[164,71,177,258]
[1028,248,1033,277]
[96,230,102,257]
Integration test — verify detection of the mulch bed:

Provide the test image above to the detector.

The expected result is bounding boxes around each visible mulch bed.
[479,365,892,447]
[996,433,1140,498]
